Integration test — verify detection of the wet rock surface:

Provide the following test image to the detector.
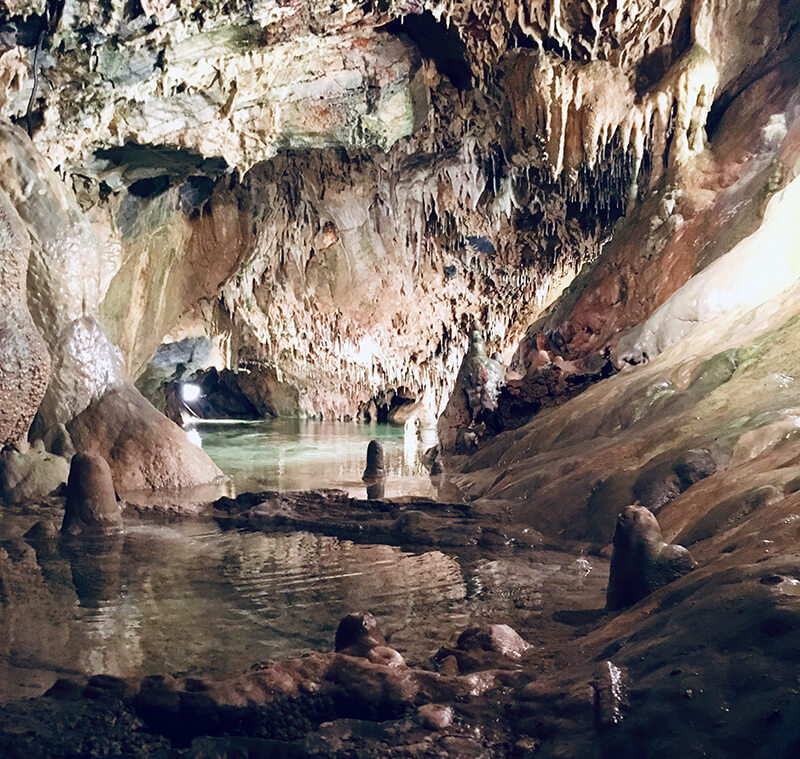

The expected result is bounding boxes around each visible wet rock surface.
[606,505,695,610]
[213,489,496,549]
[61,453,122,535]
[3,472,800,757]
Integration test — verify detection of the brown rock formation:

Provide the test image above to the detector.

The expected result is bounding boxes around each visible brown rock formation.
[61,453,122,535]
[67,386,222,492]
[606,504,695,610]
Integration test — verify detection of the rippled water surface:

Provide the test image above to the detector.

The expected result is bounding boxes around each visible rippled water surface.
[189,418,438,498]
[1,421,606,703]
[1,522,473,700]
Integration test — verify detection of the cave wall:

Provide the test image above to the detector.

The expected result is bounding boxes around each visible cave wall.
[0,0,797,429]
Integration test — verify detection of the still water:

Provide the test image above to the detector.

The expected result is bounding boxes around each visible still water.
[1,421,591,704]
[187,418,438,498]
[0,521,473,701]
[0,420,464,701]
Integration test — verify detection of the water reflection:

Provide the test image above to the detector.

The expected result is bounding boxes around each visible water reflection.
[191,418,437,498]
[4,522,465,695]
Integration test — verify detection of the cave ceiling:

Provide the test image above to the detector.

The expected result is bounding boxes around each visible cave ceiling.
[0,0,797,417]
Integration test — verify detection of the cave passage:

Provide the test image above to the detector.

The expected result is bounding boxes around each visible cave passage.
[191,417,437,499]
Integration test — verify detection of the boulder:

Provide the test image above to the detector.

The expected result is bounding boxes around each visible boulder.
[0,446,69,504]
[434,623,531,673]
[67,385,223,492]
[334,611,405,668]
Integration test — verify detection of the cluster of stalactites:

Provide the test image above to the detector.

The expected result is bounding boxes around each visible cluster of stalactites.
[503,43,718,195]
[424,0,687,77]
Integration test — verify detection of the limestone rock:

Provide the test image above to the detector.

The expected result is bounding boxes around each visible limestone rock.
[0,446,69,504]
[606,505,696,610]
[334,611,405,668]
[41,423,76,458]
[438,330,505,451]
[0,187,50,448]
[417,703,453,730]
[456,623,531,660]
[434,622,531,674]
[61,453,122,535]
[0,120,123,432]
[362,440,386,481]
[67,385,223,492]
[12,24,429,174]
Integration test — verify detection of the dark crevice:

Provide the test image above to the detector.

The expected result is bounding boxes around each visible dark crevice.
[128,175,171,198]
[384,11,472,91]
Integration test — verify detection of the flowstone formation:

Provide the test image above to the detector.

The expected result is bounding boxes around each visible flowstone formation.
[0,188,49,448]
[0,118,221,491]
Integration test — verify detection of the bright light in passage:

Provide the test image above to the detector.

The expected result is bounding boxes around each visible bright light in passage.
[181,383,202,402]
[186,428,203,448]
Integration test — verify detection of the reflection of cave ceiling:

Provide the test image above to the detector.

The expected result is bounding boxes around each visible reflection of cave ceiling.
[1,0,797,416]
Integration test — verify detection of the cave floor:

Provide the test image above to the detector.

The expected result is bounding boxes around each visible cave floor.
[2,486,799,758]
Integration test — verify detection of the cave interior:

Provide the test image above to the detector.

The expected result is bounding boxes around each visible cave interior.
[1,0,800,756]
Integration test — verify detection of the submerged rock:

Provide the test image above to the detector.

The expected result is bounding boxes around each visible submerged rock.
[61,453,122,535]
[334,611,405,668]
[434,623,531,674]
[606,504,696,610]
[335,611,386,652]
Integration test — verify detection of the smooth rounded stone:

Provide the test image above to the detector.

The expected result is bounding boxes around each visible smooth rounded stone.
[0,446,69,504]
[61,453,123,535]
[334,611,406,667]
[456,624,531,660]
[362,440,386,480]
[606,504,696,610]
[67,385,223,491]
[673,448,717,488]
[417,703,453,730]
[335,611,386,652]
[633,447,717,513]
[434,623,531,674]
